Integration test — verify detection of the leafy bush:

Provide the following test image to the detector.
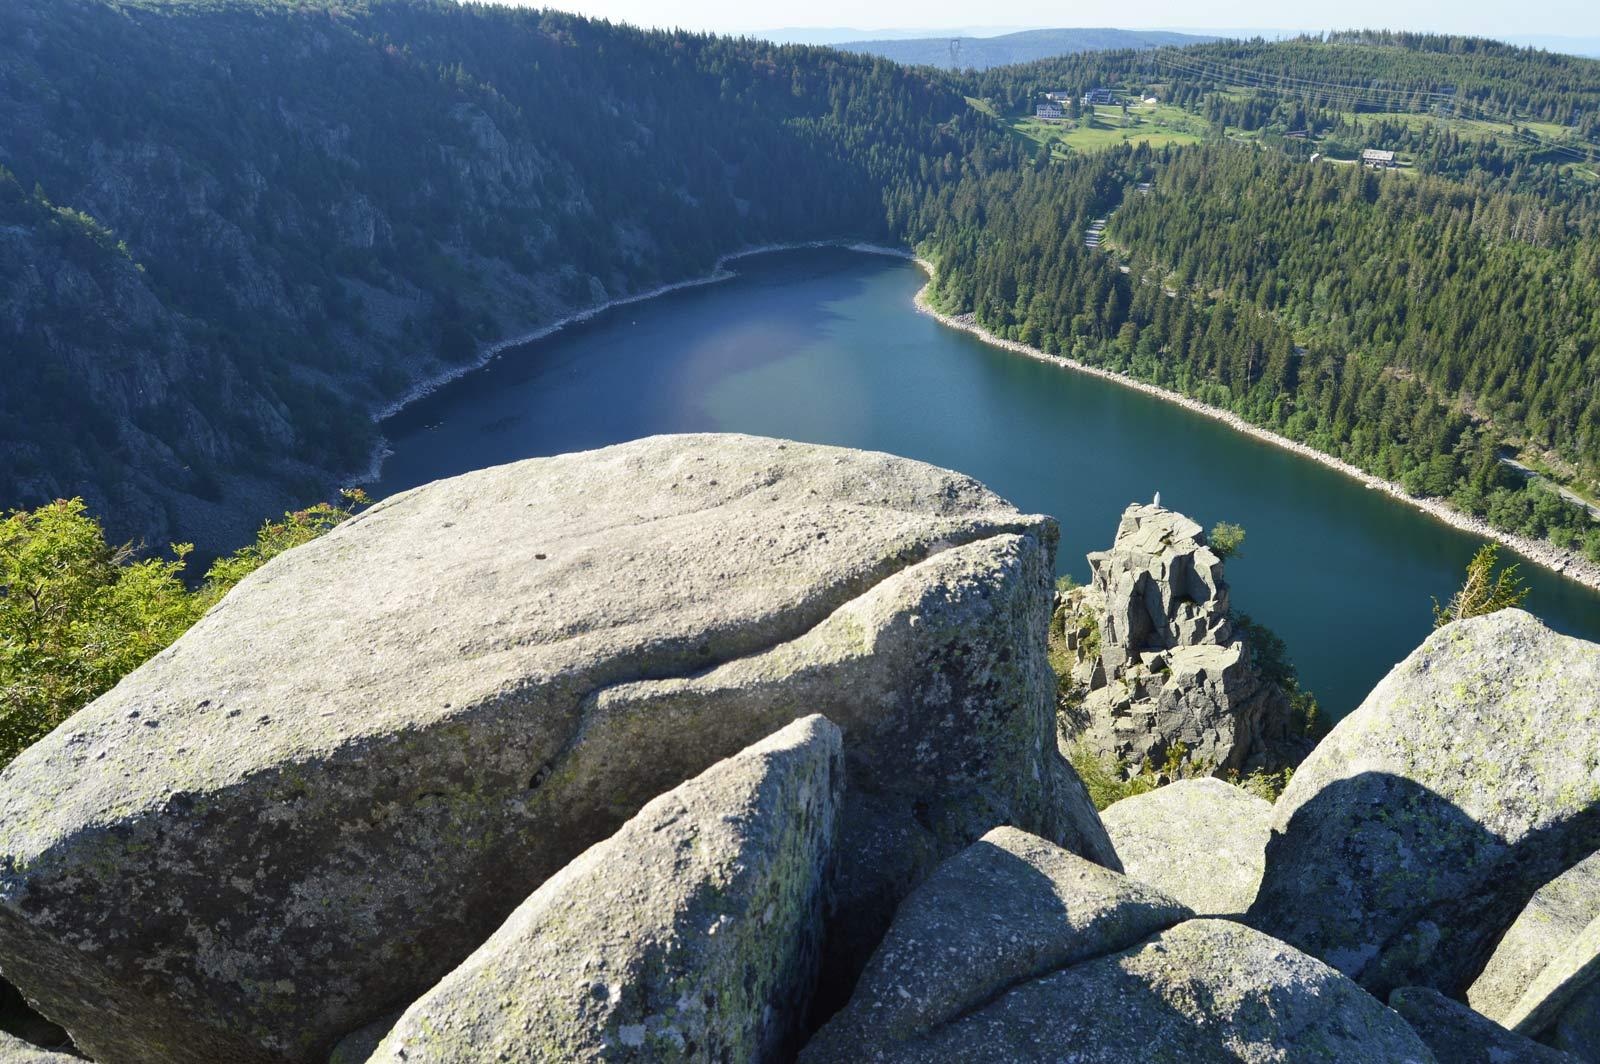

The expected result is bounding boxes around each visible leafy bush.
[0,492,367,766]
[1209,521,1246,559]
[0,500,196,764]
[1066,740,1158,810]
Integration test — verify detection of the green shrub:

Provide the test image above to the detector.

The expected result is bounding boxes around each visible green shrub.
[1433,543,1530,628]
[1209,521,1246,560]
[0,491,367,766]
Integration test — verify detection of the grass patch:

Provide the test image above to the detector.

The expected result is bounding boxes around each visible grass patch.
[990,101,1207,158]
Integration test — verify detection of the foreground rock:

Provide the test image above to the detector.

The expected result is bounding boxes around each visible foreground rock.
[1099,777,1272,915]
[1388,987,1575,1063]
[1248,609,1600,998]
[0,434,1107,1064]
[814,918,1434,1062]
[1549,983,1600,1060]
[1057,503,1304,776]
[1470,852,1600,1028]
[0,1033,78,1064]
[1501,913,1600,1041]
[371,715,842,1063]
[802,827,1189,1059]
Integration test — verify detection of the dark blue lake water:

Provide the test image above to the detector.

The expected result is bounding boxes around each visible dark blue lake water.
[376,247,1600,719]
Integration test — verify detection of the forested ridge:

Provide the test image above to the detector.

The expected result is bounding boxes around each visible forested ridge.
[3,2,1600,562]
[925,34,1600,558]
[0,0,972,552]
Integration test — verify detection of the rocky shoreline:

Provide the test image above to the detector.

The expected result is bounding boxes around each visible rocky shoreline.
[904,255,1600,596]
[349,240,912,487]
[350,240,1600,595]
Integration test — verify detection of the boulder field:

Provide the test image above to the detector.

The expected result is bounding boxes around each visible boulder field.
[0,434,1597,1062]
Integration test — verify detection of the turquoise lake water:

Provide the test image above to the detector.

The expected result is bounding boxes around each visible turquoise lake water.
[376,247,1600,720]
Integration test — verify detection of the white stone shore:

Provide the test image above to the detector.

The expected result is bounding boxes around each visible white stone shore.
[352,239,1600,594]
[351,240,892,484]
[900,253,1600,595]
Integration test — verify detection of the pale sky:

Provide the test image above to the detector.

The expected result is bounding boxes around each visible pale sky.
[531,0,1600,40]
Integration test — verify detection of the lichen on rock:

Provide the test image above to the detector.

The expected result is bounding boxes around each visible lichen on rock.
[368,715,843,1064]
[0,433,1103,1064]
[1248,609,1600,999]
[1099,777,1272,916]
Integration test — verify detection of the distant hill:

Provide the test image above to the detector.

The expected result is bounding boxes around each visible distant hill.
[838,28,1216,70]
[755,26,1033,47]
[1498,34,1600,58]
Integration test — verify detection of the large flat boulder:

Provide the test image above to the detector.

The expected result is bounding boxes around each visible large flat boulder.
[1389,987,1575,1064]
[811,918,1434,1062]
[369,714,842,1063]
[1247,610,1600,998]
[0,434,1105,1064]
[1099,777,1272,916]
[1469,852,1600,1025]
[802,826,1189,1060]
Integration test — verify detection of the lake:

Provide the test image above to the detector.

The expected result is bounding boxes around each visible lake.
[376,247,1600,720]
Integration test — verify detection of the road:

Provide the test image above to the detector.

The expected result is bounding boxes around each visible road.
[1501,457,1600,519]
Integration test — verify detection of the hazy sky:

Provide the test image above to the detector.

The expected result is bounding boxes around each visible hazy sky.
[537,1,1599,39]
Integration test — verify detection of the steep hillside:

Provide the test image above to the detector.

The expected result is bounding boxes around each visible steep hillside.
[0,0,971,552]
[3,9,1599,572]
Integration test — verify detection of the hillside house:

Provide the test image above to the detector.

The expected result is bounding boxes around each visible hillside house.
[1362,148,1396,169]
[1035,101,1065,120]
[1045,91,1072,102]
[1081,88,1117,106]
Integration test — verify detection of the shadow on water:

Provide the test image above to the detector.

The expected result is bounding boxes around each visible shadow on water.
[375,247,1600,720]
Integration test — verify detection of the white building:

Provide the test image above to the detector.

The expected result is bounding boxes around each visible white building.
[1035,101,1065,120]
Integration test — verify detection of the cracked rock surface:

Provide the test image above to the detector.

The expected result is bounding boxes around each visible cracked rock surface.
[1470,851,1600,1037]
[1248,609,1600,1000]
[369,714,843,1064]
[1057,503,1302,776]
[802,826,1190,1060]
[806,832,1431,1064]
[1100,777,1272,916]
[0,433,1107,1064]
[1389,987,1576,1063]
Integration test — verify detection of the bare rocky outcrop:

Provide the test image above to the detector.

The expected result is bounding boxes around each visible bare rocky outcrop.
[1099,777,1273,916]
[369,715,843,1063]
[0,434,1108,1064]
[1056,503,1305,776]
[1389,987,1577,1064]
[1470,851,1600,1035]
[1247,609,1600,1000]
[802,827,1190,1060]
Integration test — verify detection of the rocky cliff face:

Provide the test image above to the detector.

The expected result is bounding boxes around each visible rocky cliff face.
[1,437,1598,1063]
[1056,503,1307,776]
